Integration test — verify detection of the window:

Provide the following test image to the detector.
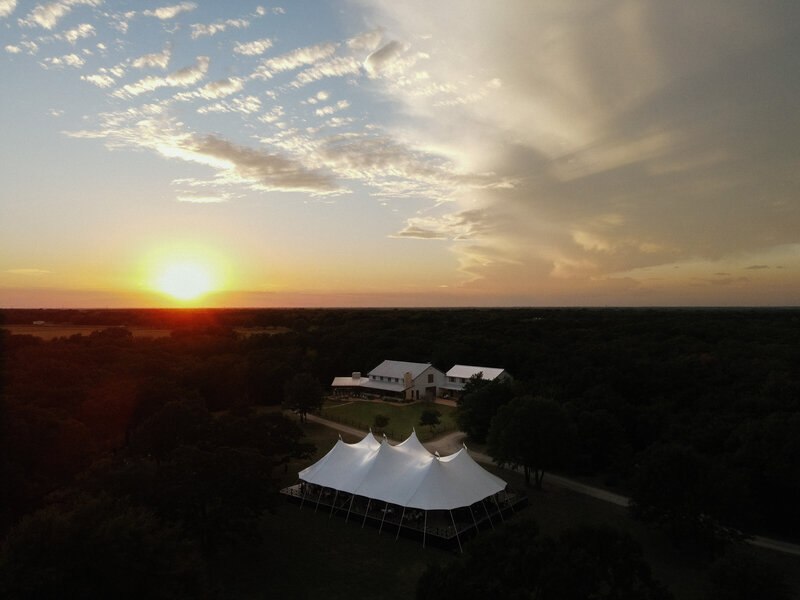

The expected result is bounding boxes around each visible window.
[449,377,455,382]
[427,374,434,383]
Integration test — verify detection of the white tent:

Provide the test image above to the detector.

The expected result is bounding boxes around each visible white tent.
[299,430,506,511]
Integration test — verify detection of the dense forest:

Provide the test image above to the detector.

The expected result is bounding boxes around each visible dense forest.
[1,308,798,597]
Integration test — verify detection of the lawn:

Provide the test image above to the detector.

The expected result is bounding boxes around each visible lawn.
[319,399,456,442]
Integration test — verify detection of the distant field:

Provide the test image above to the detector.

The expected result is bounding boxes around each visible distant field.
[320,399,457,442]
[2,324,290,340]
[1,325,173,340]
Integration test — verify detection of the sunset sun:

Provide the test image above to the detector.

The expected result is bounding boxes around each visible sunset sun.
[155,262,214,301]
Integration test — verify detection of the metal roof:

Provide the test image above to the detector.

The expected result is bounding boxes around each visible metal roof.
[368,360,432,380]
[446,365,507,380]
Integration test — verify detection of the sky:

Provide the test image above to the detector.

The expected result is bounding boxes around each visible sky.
[1,0,799,308]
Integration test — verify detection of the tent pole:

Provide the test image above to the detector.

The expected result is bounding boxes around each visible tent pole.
[345,494,355,523]
[482,498,495,530]
[361,498,372,528]
[395,507,407,541]
[423,510,427,549]
[314,486,324,513]
[493,495,505,523]
[469,504,479,532]
[450,510,463,554]
[505,489,515,513]
[329,490,339,518]
[299,483,308,510]
[379,502,389,534]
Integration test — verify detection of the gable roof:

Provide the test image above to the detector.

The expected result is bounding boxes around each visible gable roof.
[368,360,433,380]
[446,365,507,380]
[299,430,506,510]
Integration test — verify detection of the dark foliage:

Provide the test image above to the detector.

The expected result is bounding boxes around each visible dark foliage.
[488,396,576,488]
[705,548,794,600]
[2,306,799,559]
[416,520,672,600]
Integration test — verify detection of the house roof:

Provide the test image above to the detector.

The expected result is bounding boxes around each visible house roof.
[368,360,433,380]
[331,376,371,387]
[446,365,507,380]
[299,430,506,510]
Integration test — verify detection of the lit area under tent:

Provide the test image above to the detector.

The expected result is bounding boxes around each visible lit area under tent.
[280,430,527,551]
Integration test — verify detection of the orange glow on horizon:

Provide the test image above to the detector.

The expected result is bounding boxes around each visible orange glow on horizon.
[143,243,230,305]
[155,262,214,301]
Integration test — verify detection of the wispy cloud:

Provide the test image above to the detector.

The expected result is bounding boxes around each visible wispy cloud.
[41,52,86,68]
[132,43,172,70]
[6,268,51,275]
[251,42,337,79]
[190,18,248,39]
[66,116,340,194]
[19,0,101,30]
[142,2,196,20]
[0,0,18,19]
[176,194,228,203]
[113,55,209,97]
[233,37,273,56]
[60,22,95,43]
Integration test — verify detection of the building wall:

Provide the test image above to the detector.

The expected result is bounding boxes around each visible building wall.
[410,365,446,400]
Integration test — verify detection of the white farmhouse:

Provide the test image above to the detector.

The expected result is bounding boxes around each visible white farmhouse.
[331,360,446,401]
[440,365,512,397]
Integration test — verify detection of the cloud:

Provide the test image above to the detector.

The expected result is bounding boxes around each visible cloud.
[197,95,261,115]
[195,77,244,99]
[81,66,118,87]
[233,37,273,56]
[66,116,340,195]
[746,265,770,270]
[391,225,447,240]
[186,134,339,193]
[176,194,228,203]
[251,41,337,79]
[348,28,383,52]
[347,0,800,299]
[364,40,404,75]
[132,43,172,70]
[19,0,100,30]
[0,0,17,18]
[190,18,249,39]
[291,56,362,87]
[314,100,349,116]
[41,52,85,68]
[143,2,196,20]
[5,45,22,54]
[59,22,95,43]
[114,56,209,97]
[6,268,51,275]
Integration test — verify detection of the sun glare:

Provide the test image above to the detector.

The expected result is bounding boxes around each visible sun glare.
[155,262,214,301]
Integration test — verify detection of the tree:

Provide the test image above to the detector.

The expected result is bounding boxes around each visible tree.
[629,442,742,554]
[372,414,390,432]
[419,408,441,433]
[705,548,793,600]
[0,493,204,600]
[416,520,672,600]
[487,396,575,488]
[455,375,514,443]
[282,373,323,423]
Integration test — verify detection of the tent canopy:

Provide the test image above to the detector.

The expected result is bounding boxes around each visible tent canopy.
[299,430,506,510]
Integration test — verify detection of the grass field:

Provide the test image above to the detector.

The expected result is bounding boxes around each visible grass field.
[319,399,457,442]
[2,324,290,340]
[275,421,800,600]
[1,324,173,340]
